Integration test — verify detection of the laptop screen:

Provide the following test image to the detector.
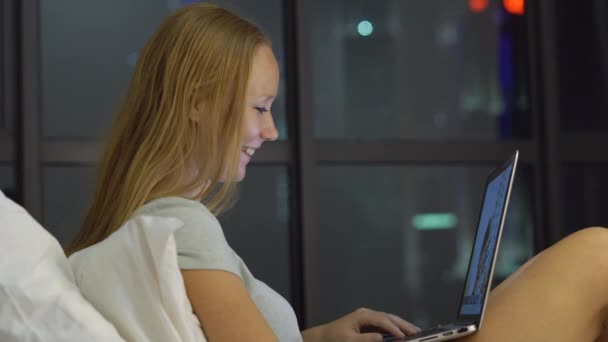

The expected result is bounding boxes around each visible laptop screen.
[458,161,515,318]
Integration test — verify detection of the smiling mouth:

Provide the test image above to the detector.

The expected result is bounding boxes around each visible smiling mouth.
[242,146,256,157]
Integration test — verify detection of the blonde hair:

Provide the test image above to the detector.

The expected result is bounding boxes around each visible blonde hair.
[66,3,270,255]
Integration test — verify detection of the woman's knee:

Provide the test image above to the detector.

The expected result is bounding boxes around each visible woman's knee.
[555,227,608,272]
[563,227,608,250]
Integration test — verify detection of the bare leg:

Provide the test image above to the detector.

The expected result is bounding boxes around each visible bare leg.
[598,320,608,342]
[462,227,608,342]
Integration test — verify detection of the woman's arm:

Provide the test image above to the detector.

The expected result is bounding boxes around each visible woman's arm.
[301,325,325,342]
[181,269,278,342]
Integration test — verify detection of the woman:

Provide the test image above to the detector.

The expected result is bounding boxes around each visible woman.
[66,3,608,342]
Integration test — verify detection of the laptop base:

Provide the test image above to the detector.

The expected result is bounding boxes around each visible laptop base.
[383,323,477,342]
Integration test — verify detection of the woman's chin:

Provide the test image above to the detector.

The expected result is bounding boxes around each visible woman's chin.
[236,166,246,182]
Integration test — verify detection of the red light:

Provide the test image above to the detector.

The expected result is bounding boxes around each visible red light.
[469,0,489,13]
[503,0,525,15]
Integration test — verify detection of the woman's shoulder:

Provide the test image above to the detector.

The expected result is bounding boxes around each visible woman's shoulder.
[135,196,217,225]
[137,197,240,274]
[133,196,227,244]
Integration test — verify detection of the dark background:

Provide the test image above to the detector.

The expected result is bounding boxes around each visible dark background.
[1,0,606,330]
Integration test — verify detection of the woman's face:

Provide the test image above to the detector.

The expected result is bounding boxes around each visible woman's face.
[237,45,279,181]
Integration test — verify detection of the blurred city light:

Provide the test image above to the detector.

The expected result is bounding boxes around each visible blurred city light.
[412,213,459,230]
[503,0,525,15]
[469,0,489,13]
[357,20,374,37]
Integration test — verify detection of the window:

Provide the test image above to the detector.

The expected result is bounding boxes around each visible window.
[310,0,531,140]
[309,164,534,326]
[40,0,288,138]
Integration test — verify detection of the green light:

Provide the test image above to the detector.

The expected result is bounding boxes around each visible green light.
[357,20,373,37]
[412,213,458,230]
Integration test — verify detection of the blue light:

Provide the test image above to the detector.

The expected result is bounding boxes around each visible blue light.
[357,20,374,37]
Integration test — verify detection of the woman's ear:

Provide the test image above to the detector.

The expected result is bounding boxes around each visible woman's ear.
[189,101,205,123]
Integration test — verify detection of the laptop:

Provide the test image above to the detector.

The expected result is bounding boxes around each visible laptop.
[384,150,519,342]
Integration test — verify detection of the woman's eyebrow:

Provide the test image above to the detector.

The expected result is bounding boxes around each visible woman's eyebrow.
[253,95,275,102]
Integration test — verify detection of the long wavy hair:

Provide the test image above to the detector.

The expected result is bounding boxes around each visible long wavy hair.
[65,3,269,255]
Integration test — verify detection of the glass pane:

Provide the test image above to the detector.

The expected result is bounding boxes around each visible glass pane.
[41,0,287,139]
[0,3,5,131]
[310,0,530,140]
[557,1,608,132]
[42,166,95,245]
[1,35,4,130]
[311,164,535,328]
[1,0,16,134]
[562,164,608,234]
[219,165,292,301]
[0,165,17,201]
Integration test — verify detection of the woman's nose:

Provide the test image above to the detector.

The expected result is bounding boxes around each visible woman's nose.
[261,114,279,141]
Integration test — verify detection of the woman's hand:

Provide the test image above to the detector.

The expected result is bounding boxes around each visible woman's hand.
[302,307,420,342]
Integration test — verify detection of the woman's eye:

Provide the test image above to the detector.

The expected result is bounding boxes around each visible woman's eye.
[254,106,268,114]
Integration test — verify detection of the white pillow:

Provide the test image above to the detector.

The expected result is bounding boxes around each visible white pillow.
[0,190,124,341]
[68,214,207,342]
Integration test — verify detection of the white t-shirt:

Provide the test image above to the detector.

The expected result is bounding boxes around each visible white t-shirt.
[133,197,302,342]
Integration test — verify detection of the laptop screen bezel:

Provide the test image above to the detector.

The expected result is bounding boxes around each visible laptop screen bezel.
[455,151,519,325]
